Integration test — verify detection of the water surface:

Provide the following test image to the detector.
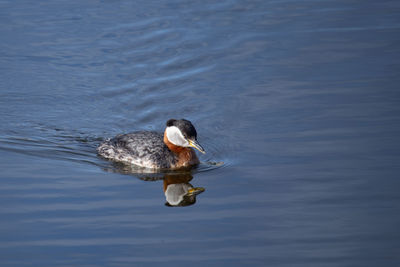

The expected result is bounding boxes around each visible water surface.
[1,0,400,266]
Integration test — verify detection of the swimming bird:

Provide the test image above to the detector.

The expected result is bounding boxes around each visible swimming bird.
[97,119,205,170]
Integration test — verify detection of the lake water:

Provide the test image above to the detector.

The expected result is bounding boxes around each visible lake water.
[1,0,400,266]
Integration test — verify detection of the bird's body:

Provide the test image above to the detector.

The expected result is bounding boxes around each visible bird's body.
[97,119,204,170]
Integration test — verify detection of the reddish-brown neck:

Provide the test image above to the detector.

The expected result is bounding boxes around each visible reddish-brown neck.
[163,129,199,168]
[163,129,186,154]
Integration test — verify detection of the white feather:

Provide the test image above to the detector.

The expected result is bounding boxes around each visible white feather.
[166,126,189,147]
[165,183,190,206]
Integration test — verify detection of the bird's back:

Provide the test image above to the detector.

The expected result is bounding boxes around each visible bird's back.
[97,131,178,169]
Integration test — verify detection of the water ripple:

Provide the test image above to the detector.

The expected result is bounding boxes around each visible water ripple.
[0,125,102,167]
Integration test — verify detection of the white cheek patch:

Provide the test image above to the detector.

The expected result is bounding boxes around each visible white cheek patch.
[166,126,189,147]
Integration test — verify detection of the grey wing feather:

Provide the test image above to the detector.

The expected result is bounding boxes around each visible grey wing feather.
[98,131,176,169]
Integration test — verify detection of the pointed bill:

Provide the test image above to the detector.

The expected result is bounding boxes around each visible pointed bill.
[188,139,205,154]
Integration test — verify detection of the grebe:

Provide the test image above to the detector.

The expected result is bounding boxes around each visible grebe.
[97,119,205,170]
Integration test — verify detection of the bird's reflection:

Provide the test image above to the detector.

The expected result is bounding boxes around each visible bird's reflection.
[102,162,205,207]
[162,173,205,207]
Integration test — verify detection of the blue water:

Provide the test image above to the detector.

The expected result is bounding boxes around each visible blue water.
[1,0,400,266]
